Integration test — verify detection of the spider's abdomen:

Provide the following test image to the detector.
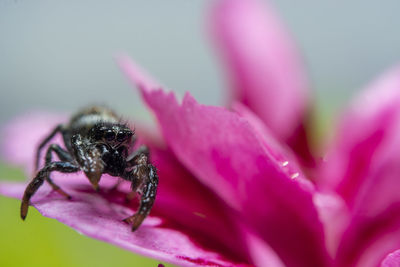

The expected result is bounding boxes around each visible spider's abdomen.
[68,106,120,135]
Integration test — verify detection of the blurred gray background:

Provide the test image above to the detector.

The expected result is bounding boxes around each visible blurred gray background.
[0,0,399,126]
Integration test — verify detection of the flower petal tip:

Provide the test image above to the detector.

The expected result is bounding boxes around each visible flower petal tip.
[116,56,161,95]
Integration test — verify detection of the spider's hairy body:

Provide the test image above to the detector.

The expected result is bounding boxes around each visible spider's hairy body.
[21,105,158,231]
[68,106,120,135]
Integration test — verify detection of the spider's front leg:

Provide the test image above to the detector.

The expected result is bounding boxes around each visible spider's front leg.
[35,124,63,171]
[44,144,73,198]
[122,150,158,231]
[21,161,79,220]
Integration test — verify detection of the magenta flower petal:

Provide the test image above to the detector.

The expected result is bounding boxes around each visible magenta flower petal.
[320,66,400,205]
[209,0,310,142]
[381,250,400,267]
[231,102,306,179]
[0,179,248,267]
[1,111,67,173]
[144,140,252,262]
[313,192,349,257]
[118,57,331,267]
[319,66,400,266]
[239,225,285,267]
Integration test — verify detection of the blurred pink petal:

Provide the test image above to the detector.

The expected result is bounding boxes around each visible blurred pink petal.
[209,0,310,144]
[1,111,67,174]
[119,57,331,267]
[319,66,400,266]
[240,225,285,267]
[320,66,400,205]
[381,249,400,267]
[0,179,248,267]
[313,192,349,256]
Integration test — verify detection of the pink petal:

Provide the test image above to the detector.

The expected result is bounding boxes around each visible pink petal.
[336,210,400,267]
[320,66,400,205]
[381,249,400,267]
[320,66,400,266]
[313,192,350,257]
[209,0,310,142]
[239,225,285,267]
[118,57,331,267]
[0,179,249,267]
[232,102,308,182]
[1,111,67,174]
[145,140,252,261]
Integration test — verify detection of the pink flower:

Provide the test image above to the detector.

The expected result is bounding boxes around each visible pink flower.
[1,0,400,266]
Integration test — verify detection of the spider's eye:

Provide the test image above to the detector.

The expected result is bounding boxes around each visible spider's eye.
[116,132,126,142]
[104,130,115,141]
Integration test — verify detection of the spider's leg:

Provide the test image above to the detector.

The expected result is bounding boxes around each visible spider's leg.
[21,161,79,220]
[117,144,150,199]
[44,144,73,198]
[35,124,63,171]
[125,145,150,197]
[122,152,158,231]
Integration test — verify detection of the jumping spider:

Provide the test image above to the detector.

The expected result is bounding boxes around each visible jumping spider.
[20,106,158,231]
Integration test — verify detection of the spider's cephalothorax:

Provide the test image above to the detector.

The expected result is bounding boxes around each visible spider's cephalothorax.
[20,106,158,231]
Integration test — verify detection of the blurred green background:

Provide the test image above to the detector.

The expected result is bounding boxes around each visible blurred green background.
[0,162,173,267]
